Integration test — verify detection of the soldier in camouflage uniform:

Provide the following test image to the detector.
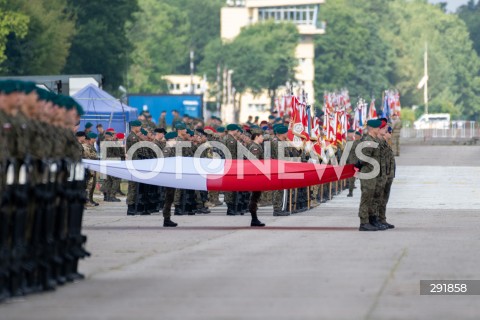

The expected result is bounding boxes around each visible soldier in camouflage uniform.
[271,125,290,216]
[391,114,402,156]
[157,110,167,129]
[247,132,266,227]
[370,118,389,230]
[222,124,242,215]
[356,119,382,231]
[126,120,142,215]
[204,126,223,207]
[173,123,195,215]
[161,132,178,227]
[378,127,395,229]
[84,132,99,207]
[102,131,123,202]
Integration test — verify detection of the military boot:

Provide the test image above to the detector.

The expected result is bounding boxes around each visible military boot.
[163,218,178,227]
[369,216,387,230]
[226,204,237,216]
[359,223,378,231]
[127,204,137,215]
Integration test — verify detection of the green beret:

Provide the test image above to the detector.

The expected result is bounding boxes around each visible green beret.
[226,124,239,131]
[268,115,275,120]
[165,132,177,140]
[87,132,98,139]
[274,125,288,134]
[187,129,194,136]
[129,120,142,127]
[367,119,381,128]
[141,128,148,136]
[216,126,225,133]
[105,131,114,136]
[85,122,93,129]
[347,129,355,133]
[355,131,362,136]
[175,123,186,130]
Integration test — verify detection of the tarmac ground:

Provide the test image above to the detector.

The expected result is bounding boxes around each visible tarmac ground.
[1,144,479,320]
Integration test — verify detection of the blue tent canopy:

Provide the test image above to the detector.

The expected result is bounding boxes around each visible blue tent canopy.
[73,84,138,134]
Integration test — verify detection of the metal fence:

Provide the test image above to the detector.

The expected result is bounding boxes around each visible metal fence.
[401,121,479,140]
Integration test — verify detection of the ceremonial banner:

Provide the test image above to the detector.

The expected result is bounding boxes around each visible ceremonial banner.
[83,158,355,192]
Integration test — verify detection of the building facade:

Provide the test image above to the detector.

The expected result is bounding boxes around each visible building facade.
[220,0,325,123]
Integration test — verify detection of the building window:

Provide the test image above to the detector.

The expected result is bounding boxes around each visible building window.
[258,5,319,27]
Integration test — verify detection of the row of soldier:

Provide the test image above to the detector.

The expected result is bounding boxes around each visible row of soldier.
[91,118,357,228]
[0,80,89,302]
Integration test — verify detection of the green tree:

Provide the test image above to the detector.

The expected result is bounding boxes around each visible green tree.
[384,0,480,119]
[1,0,74,75]
[457,0,480,57]
[161,0,224,74]
[0,0,28,68]
[63,0,139,92]
[314,0,394,104]
[126,0,190,93]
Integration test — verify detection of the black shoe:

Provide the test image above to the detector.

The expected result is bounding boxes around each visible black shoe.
[370,217,387,230]
[359,223,378,231]
[347,193,353,197]
[117,190,126,196]
[163,219,178,227]
[103,192,107,201]
[198,207,210,214]
[251,218,265,227]
[383,221,395,229]
[273,211,290,216]
[127,205,137,215]
[110,197,121,202]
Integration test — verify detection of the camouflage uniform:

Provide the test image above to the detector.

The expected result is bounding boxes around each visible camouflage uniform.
[222,133,239,214]
[391,118,402,156]
[82,142,98,205]
[379,140,396,224]
[126,131,140,206]
[357,134,380,224]
[346,139,361,196]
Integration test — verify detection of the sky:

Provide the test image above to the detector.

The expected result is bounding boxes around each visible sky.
[428,0,472,12]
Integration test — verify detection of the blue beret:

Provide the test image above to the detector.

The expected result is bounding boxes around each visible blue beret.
[226,124,239,131]
[216,126,225,133]
[367,119,381,128]
[129,120,142,127]
[165,132,177,140]
[387,126,393,133]
[175,123,186,130]
[87,132,98,139]
[274,125,288,134]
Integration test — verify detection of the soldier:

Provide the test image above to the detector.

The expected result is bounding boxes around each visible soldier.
[247,132,266,227]
[173,123,195,215]
[161,132,179,227]
[271,125,290,216]
[355,119,382,231]
[84,122,93,135]
[83,132,99,207]
[157,110,167,129]
[391,113,402,156]
[379,127,396,229]
[126,120,142,215]
[222,124,242,215]
[102,131,122,202]
[171,109,181,129]
[95,124,105,151]
[369,118,389,230]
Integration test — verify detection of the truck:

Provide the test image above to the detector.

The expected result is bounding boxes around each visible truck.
[127,94,203,127]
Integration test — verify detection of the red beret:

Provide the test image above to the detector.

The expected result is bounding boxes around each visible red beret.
[115,133,125,139]
[106,128,115,132]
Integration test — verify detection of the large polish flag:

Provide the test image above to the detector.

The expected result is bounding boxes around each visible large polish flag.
[83,158,355,192]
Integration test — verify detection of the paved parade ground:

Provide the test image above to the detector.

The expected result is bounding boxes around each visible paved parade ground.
[1,145,480,320]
